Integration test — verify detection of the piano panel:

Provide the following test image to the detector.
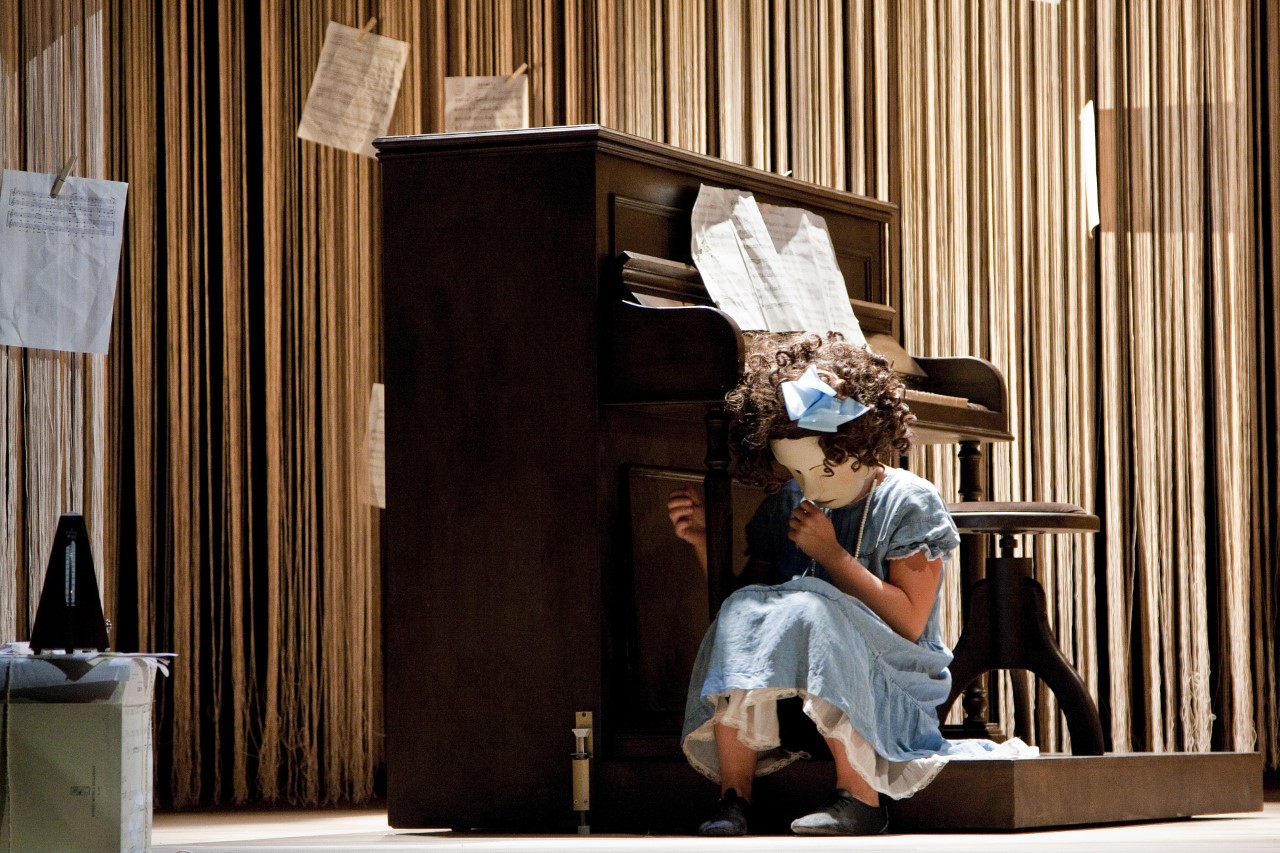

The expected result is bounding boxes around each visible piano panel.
[611,195,690,262]
[835,247,875,301]
[600,300,743,404]
[607,192,880,299]
[615,466,767,744]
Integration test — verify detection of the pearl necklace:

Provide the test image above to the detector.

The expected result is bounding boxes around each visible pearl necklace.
[801,473,879,578]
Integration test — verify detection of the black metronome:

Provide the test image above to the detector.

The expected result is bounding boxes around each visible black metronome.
[29,513,110,654]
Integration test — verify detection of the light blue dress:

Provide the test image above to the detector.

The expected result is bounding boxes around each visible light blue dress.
[681,467,967,796]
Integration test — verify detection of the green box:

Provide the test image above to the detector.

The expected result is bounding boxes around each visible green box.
[1,655,159,853]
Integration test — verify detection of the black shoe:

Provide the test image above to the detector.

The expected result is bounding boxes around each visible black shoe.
[790,788,888,835]
[698,788,752,836]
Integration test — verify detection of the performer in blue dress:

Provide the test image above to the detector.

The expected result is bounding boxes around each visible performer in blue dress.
[668,332,965,836]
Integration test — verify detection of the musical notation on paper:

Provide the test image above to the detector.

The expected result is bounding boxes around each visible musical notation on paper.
[0,169,128,354]
[691,185,866,346]
[444,75,530,133]
[297,21,410,158]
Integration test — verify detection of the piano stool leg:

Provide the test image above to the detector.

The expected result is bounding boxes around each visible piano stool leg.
[937,578,1000,735]
[1011,670,1034,743]
[1016,577,1106,755]
[955,441,1000,736]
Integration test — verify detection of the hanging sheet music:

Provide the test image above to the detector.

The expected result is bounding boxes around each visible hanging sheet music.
[444,75,530,132]
[297,21,410,158]
[691,184,865,345]
[0,169,128,355]
[364,382,385,509]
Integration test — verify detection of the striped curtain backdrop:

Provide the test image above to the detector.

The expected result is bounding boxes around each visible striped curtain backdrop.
[99,0,421,805]
[0,2,112,666]
[1259,0,1280,770]
[106,0,424,804]
[1,0,1274,807]
[1093,0,1265,757]
[895,0,1099,749]
[895,0,1273,760]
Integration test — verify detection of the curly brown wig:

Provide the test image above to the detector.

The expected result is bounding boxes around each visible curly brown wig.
[725,331,915,490]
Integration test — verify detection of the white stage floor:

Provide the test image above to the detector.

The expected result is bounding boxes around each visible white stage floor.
[151,804,1280,852]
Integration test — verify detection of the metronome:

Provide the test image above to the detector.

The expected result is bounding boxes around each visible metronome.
[29,513,110,654]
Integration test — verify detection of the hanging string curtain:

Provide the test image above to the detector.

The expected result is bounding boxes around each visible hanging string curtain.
[1258,0,1280,768]
[100,0,414,805]
[0,0,111,666]
[1,0,1273,809]
[1094,0,1261,754]
[894,0,1099,749]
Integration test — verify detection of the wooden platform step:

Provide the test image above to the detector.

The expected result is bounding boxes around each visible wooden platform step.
[596,751,1262,833]
[889,751,1263,830]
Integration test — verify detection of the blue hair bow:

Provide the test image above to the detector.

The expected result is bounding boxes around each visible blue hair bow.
[781,366,870,433]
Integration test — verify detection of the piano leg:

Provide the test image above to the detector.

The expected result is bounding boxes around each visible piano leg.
[948,440,1004,740]
[704,407,733,621]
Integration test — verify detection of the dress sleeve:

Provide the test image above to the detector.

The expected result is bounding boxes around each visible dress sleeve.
[884,484,961,562]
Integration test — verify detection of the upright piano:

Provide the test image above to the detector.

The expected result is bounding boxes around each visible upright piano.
[377,125,1011,832]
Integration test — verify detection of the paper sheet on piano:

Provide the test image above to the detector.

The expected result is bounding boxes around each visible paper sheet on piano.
[691,185,866,346]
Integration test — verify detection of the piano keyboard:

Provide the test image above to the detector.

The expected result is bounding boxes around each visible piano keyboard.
[905,388,972,408]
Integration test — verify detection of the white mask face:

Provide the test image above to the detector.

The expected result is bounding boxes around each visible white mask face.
[769,436,870,509]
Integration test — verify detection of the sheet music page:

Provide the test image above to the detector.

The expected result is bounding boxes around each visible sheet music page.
[690,186,767,330]
[727,191,809,332]
[365,382,385,509]
[296,21,409,158]
[0,169,128,354]
[758,202,866,345]
[444,75,530,132]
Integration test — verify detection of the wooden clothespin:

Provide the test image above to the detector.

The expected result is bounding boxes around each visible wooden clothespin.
[506,62,529,85]
[50,155,78,199]
[357,16,378,43]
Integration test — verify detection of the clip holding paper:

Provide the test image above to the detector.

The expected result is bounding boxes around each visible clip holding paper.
[506,62,529,85]
[357,16,378,43]
[50,154,78,199]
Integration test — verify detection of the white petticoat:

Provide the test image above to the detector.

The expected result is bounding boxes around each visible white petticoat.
[684,687,1038,800]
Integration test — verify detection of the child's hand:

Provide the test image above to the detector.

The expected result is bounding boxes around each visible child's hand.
[667,484,707,550]
[788,500,845,567]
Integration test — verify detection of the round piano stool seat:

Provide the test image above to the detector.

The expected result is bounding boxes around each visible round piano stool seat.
[939,500,1106,756]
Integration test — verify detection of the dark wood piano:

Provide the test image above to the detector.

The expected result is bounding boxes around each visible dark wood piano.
[376,125,1011,832]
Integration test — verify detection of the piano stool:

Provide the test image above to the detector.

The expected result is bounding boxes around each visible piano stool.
[675,500,1261,832]
[938,501,1106,755]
